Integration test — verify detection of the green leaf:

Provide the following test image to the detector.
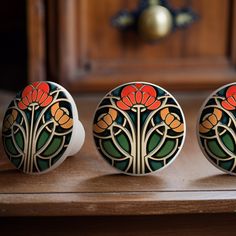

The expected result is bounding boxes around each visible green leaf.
[37,158,49,171]
[102,140,122,158]
[207,140,227,158]
[115,160,129,171]
[42,137,62,156]
[15,131,24,150]
[222,132,235,153]
[11,157,22,167]
[156,140,175,158]
[147,133,161,152]
[148,160,163,171]
[37,130,50,150]
[219,159,234,171]
[117,133,130,152]
[5,138,18,155]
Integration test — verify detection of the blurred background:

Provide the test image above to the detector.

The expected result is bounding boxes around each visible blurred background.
[0,0,235,93]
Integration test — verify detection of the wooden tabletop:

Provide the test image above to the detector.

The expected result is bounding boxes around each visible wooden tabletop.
[0,90,236,217]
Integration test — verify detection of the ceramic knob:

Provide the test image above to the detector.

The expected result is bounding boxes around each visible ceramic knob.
[197,83,236,175]
[2,81,85,174]
[93,82,186,176]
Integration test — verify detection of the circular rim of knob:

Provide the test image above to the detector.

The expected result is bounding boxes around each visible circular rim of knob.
[93,81,186,176]
[197,82,236,175]
[2,81,85,175]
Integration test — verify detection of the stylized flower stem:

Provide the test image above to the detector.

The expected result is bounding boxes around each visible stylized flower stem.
[24,104,35,173]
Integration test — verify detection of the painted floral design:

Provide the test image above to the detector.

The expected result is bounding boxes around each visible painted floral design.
[51,102,73,129]
[93,108,118,133]
[2,82,73,174]
[160,108,184,133]
[198,83,236,174]
[2,109,18,132]
[18,82,53,110]
[116,83,161,110]
[199,108,222,133]
[221,85,236,110]
[93,82,185,175]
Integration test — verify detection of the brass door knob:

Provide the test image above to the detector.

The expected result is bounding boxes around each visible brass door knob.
[112,0,198,42]
[138,5,173,40]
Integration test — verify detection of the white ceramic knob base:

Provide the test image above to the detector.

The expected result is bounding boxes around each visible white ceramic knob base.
[2,81,85,174]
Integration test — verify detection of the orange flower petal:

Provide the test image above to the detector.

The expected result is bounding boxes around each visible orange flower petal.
[202,120,212,129]
[32,82,40,89]
[135,83,143,89]
[41,96,53,107]
[147,100,161,110]
[108,108,118,121]
[18,101,27,110]
[117,100,130,110]
[55,108,64,121]
[213,108,222,121]
[121,85,137,97]
[165,113,174,125]
[208,114,217,126]
[12,109,18,120]
[227,96,236,106]
[170,119,181,129]
[128,93,136,105]
[173,123,184,133]
[103,114,113,125]
[22,97,29,106]
[141,85,156,97]
[61,118,73,129]
[39,92,48,104]
[160,108,169,120]
[122,96,132,107]
[37,82,50,93]
[59,114,70,125]
[199,124,209,133]
[22,85,34,98]
[136,90,142,104]
[226,85,236,98]
[222,100,235,110]
[93,124,104,133]
[145,96,155,107]
[26,92,32,104]
[51,103,59,116]
[36,89,44,103]
[32,89,37,102]
[141,93,149,104]
[97,120,108,129]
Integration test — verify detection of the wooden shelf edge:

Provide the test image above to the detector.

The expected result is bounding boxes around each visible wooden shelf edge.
[1,191,236,216]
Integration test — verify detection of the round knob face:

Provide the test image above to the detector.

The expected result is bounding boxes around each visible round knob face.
[138,6,173,41]
[197,83,236,175]
[2,81,74,174]
[93,82,186,175]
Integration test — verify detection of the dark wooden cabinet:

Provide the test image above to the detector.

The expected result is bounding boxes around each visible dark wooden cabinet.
[1,1,236,235]
[27,0,236,92]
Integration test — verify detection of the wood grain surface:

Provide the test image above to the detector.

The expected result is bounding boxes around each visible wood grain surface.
[0,91,236,216]
[45,0,236,91]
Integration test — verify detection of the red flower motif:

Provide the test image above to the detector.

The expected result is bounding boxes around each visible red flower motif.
[18,82,53,110]
[221,85,236,110]
[116,83,161,110]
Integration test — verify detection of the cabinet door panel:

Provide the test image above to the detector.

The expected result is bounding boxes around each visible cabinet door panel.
[47,0,236,92]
